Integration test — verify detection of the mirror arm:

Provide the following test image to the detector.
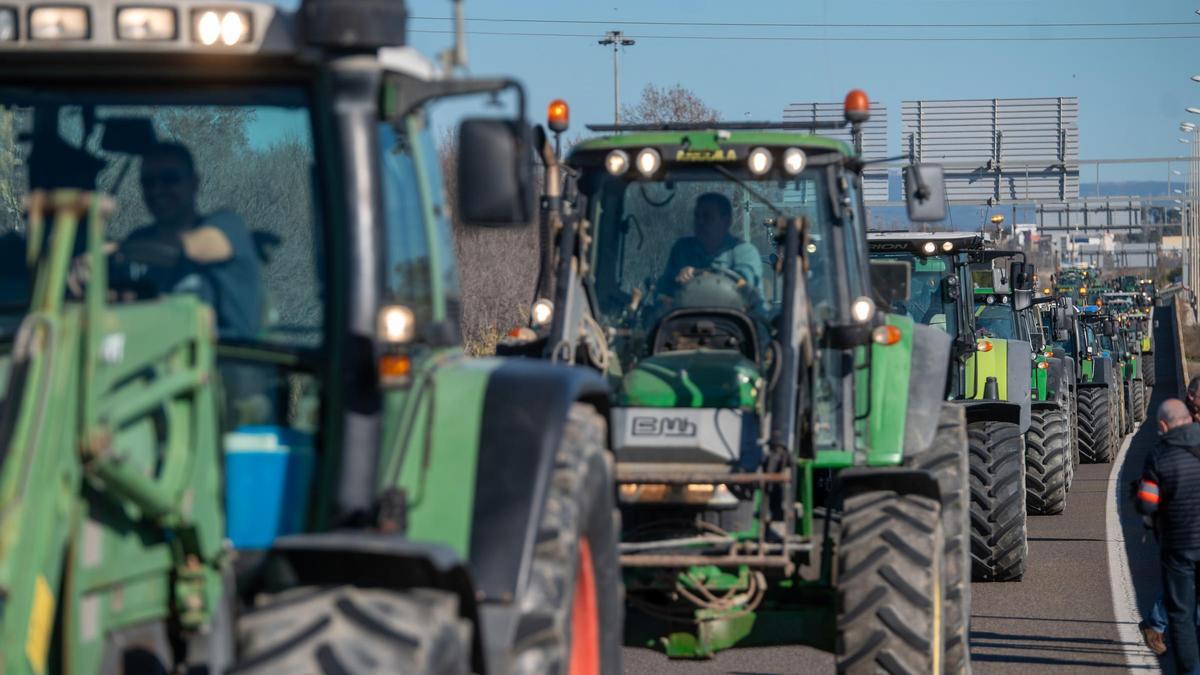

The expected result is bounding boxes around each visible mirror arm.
[383,74,527,122]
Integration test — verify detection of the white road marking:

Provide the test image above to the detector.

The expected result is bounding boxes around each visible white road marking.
[1106,432,1162,672]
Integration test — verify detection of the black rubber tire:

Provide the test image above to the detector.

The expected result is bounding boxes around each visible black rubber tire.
[1144,352,1157,390]
[967,420,1027,582]
[836,491,944,675]
[903,403,970,673]
[1077,387,1114,463]
[230,586,472,674]
[1065,390,1079,493]
[510,403,623,675]
[1132,379,1146,425]
[1025,408,1070,516]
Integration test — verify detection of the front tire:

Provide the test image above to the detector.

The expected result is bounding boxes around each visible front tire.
[1025,408,1070,515]
[1144,352,1157,390]
[1077,387,1114,463]
[1132,379,1146,426]
[837,491,944,675]
[967,420,1027,582]
[231,586,472,674]
[510,403,623,675]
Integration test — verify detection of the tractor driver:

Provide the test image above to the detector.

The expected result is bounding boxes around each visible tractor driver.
[657,192,764,301]
[70,142,262,340]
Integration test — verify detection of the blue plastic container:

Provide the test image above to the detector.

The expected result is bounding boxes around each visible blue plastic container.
[224,425,314,549]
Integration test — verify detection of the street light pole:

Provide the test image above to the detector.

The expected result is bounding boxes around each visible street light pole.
[598,30,635,126]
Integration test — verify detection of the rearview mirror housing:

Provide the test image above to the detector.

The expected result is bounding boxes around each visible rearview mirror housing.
[904,164,947,223]
[1009,262,1035,292]
[456,118,535,227]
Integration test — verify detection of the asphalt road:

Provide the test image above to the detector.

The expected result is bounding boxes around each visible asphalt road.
[625,335,1180,673]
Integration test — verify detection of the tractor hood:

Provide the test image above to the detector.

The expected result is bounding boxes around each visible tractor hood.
[618,350,763,411]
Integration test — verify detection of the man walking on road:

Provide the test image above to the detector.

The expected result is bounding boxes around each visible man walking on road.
[1138,398,1200,672]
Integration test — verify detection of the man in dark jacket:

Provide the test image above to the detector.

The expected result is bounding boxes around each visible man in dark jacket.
[1139,398,1200,672]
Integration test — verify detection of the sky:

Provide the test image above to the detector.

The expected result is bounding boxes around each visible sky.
[405,0,1200,182]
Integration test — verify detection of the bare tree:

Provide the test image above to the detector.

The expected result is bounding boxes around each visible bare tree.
[621,83,720,125]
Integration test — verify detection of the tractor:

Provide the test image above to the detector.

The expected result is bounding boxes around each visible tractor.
[0,1,623,673]
[1070,310,1125,463]
[501,95,974,671]
[868,233,1032,582]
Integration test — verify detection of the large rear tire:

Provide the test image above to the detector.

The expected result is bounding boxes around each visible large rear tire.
[904,403,970,673]
[1132,379,1146,426]
[1077,387,1114,463]
[1025,408,1070,516]
[967,420,1027,582]
[1144,352,1157,390]
[231,586,472,674]
[836,491,944,675]
[1065,390,1079,493]
[510,403,623,675]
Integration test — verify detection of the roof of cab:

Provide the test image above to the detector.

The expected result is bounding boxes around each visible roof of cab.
[572,130,853,156]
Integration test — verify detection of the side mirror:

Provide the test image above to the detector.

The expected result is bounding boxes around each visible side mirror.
[101,117,158,154]
[1009,262,1035,292]
[1013,290,1032,311]
[1103,320,1117,337]
[903,164,947,223]
[456,118,535,227]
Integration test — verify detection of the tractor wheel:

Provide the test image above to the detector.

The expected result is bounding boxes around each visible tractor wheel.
[230,586,472,674]
[1144,352,1157,390]
[1065,392,1079,493]
[1076,387,1114,463]
[967,420,1027,582]
[1132,380,1146,426]
[1025,408,1070,516]
[903,403,970,673]
[1112,386,1125,448]
[836,490,944,675]
[509,403,623,675]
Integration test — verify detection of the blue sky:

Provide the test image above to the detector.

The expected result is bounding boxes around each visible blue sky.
[407,0,1200,181]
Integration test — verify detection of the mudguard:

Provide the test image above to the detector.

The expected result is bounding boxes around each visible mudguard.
[1080,356,1116,387]
[837,467,941,503]
[1032,356,1070,409]
[959,399,1024,427]
[469,359,609,603]
[903,322,952,456]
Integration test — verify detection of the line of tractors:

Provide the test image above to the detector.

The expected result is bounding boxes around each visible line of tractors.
[0,1,1161,673]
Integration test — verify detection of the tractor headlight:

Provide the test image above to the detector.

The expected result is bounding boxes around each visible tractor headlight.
[0,8,16,41]
[29,6,89,40]
[117,7,177,41]
[605,150,629,175]
[530,299,554,327]
[377,304,415,344]
[193,8,250,46]
[782,147,807,175]
[747,147,773,176]
[851,296,875,323]
[635,148,661,177]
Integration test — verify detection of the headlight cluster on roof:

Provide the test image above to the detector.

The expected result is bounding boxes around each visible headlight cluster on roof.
[2,4,252,44]
[604,146,808,178]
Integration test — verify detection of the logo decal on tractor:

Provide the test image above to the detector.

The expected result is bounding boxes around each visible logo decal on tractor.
[631,416,698,437]
[675,148,737,162]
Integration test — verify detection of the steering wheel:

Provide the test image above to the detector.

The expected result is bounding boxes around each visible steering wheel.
[107,238,185,297]
[673,267,757,311]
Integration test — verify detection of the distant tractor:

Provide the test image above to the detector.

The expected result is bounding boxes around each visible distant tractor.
[869,233,1033,582]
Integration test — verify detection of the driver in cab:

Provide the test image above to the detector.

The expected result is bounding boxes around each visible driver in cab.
[657,192,763,302]
[69,142,261,340]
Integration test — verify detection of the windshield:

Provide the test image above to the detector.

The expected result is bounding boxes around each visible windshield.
[868,252,957,338]
[975,304,1018,340]
[0,86,323,347]
[586,166,834,370]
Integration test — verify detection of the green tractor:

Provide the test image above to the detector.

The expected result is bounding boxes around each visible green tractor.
[502,97,974,670]
[972,281,1079,515]
[0,2,624,673]
[1072,309,1125,463]
[868,233,1032,582]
